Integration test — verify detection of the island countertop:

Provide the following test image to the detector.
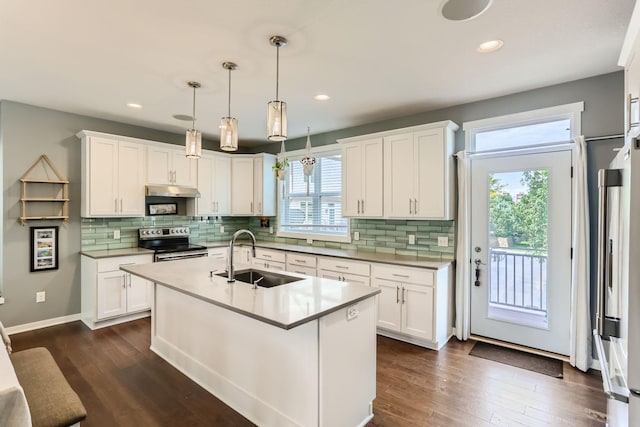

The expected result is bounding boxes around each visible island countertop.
[121,257,380,330]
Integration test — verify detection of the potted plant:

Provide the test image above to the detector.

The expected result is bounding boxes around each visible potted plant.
[272,158,289,180]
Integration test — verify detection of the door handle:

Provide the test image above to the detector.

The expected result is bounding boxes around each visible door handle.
[409,199,412,214]
[396,285,400,303]
[361,199,365,213]
[357,200,360,214]
[474,258,485,287]
[414,199,418,214]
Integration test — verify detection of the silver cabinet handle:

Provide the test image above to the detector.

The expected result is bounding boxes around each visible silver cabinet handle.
[414,199,418,214]
[409,199,412,214]
[335,265,348,269]
[263,254,272,258]
[122,274,127,289]
[115,199,118,213]
[361,199,365,213]
[168,171,172,183]
[250,201,253,212]
[295,259,306,263]
[357,200,361,214]
[392,273,410,278]
[120,198,123,212]
[402,288,406,304]
[396,286,400,303]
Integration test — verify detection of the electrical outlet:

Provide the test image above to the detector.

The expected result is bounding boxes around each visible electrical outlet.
[306,238,313,244]
[269,226,274,234]
[113,229,120,239]
[438,236,449,247]
[347,304,359,320]
[408,234,416,245]
[36,291,45,303]
[0,296,5,305]
[354,231,360,241]
[220,225,225,233]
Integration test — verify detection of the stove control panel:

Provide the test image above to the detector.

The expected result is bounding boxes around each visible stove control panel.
[139,227,190,239]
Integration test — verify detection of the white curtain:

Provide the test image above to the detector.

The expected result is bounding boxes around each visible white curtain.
[455,151,471,340]
[570,136,591,371]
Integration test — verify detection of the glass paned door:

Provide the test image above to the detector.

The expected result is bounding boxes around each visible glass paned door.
[470,151,572,355]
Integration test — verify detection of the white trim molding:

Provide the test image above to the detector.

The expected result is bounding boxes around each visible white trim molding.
[6,313,81,335]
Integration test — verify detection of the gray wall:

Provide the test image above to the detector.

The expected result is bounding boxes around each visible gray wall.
[0,71,624,329]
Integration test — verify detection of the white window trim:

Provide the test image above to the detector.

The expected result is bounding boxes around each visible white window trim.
[276,144,351,243]
[463,102,584,152]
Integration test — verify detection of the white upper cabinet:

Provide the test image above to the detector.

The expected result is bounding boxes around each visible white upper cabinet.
[341,137,383,217]
[147,144,197,187]
[79,131,145,217]
[383,121,458,219]
[231,154,276,216]
[197,152,230,216]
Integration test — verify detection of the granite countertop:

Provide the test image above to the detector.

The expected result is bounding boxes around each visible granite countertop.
[203,241,451,270]
[80,247,154,259]
[121,257,380,330]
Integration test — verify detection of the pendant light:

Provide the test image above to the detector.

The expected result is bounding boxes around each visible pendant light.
[220,62,238,151]
[267,35,288,141]
[185,81,202,158]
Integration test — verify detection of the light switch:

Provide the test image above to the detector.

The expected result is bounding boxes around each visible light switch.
[113,229,120,239]
[408,234,416,245]
[354,231,360,241]
[220,226,225,233]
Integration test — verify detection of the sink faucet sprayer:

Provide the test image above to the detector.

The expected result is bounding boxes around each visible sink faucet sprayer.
[227,229,256,282]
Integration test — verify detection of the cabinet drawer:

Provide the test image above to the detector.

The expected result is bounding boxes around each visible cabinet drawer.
[286,253,317,268]
[286,264,317,277]
[255,248,286,263]
[97,254,153,273]
[317,257,370,277]
[208,247,227,260]
[252,258,286,271]
[372,264,434,286]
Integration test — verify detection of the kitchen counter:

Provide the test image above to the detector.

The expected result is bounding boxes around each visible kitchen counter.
[203,240,452,269]
[121,256,379,329]
[122,256,378,426]
[80,247,153,258]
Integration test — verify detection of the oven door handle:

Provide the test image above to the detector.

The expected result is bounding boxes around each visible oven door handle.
[155,252,208,262]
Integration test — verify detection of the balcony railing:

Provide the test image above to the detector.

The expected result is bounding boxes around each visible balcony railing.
[489,248,547,314]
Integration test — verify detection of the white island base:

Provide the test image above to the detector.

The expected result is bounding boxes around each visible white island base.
[152,283,376,427]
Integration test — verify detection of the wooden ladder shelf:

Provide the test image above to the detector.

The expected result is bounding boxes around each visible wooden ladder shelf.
[19,154,69,225]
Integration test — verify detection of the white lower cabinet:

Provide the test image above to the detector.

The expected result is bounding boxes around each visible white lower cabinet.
[207,247,228,262]
[317,257,370,287]
[286,252,317,276]
[252,248,286,271]
[371,263,452,350]
[81,254,154,329]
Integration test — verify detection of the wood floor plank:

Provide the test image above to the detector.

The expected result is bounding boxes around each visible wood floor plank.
[8,319,607,426]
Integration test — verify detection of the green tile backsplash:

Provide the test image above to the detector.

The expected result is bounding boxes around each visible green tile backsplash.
[81,216,455,261]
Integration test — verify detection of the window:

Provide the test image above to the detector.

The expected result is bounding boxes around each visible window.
[278,147,350,242]
[464,102,584,153]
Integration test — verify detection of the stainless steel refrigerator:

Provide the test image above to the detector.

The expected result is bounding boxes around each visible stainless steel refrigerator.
[594,134,640,426]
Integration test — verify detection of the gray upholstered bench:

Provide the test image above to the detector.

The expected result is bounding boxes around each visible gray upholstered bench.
[0,321,86,427]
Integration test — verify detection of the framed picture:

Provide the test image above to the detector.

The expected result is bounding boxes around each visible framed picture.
[30,226,59,272]
[148,203,177,215]
[629,95,639,130]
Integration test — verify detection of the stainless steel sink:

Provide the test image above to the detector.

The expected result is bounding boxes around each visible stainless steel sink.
[216,268,303,288]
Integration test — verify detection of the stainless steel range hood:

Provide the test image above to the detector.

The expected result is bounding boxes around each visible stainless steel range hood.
[145,185,201,198]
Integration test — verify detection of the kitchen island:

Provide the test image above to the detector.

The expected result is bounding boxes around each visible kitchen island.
[121,257,380,427]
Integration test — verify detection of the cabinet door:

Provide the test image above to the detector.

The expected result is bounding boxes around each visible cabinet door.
[341,272,370,287]
[401,283,434,341]
[97,271,127,319]
[414,129,445,219]
[213,155,231,215]
[286,264,317,276]
[88,137,119,216]
[171,150,198,187]
[252,259,286,272]
[361,138,384,217]
[373,279,402,331]
[383,133,414,218]
[318,269,342,282]
[118,141,145,216]
[197,154,215,215]
[126,273,152,313]
[231,157,254,215]
[253,157,264,215]
[147,146,172,185]
[342,143,363,217]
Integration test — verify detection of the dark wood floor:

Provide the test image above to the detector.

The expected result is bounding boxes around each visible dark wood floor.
[9,319,607,426]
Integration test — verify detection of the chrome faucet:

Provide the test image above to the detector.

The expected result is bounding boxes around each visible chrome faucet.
[227,229,256,282]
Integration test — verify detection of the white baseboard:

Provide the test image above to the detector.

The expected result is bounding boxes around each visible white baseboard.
[6,313,82,335]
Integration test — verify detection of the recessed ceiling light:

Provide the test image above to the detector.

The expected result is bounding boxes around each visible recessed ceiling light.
[441,0,493,21]
[477,39,503,53]
[126,102,143,109]
[314,94,330,101]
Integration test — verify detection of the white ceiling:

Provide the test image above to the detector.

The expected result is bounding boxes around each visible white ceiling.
[0,0,635,147]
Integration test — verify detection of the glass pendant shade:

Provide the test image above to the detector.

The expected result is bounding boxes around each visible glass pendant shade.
[267,100,287,141]
[185,129,202,158]
[219,116,238,151]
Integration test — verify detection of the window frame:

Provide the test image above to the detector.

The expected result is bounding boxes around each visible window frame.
[463,102,584,153]
[276,144,351,243]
